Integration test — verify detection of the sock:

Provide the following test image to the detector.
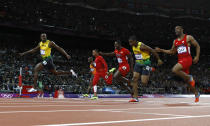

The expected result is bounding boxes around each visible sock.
[188,75,193,82]
[93,85,97,94]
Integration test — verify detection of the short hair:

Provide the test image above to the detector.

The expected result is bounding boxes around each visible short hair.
[176,26,183,30]
[115,40,122,45]
[129,35,137,41]
[93,49,98,53]
[41,33,47,36]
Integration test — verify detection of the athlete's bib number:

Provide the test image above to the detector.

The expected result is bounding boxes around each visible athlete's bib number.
[90,68,94,72]
[177,46,187,54]
[135,54,143,60]
[40,50,45,55]
[117,58,122,63]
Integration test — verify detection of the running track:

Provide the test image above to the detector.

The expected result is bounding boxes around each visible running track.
[0,97,210,126]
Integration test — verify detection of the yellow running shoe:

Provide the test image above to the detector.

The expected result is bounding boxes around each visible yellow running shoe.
[90,96,98,100]
[109,68,116,73]
[83,94,89,97]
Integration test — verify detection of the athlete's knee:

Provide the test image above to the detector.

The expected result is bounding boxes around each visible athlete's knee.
[141,81,148,86]
[132,76,139,82]
[113,74,120,80]
[172,67,178,74]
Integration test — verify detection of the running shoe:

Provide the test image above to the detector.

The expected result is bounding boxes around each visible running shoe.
[195,92,200,103]
[90,96,98,100]
[129,98,139,102]
[70,69,78,78]
[28,88,37,92]
[150,67,156,72]
[109,68,116,73]
[189,75,195,87]
[83,94,89,97]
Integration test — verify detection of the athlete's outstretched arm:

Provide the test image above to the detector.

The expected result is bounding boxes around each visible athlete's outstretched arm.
[99,52,115,57]
[19,43,40,56]
[188,35,200,64]
[50,41,70,59]
[155,41,176,55]
[140,43,163,66]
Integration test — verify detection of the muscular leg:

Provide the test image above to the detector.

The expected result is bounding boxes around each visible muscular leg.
[33,63,44,89]
[172,63,198,95]
[172,63,190,82]
[141,75,150,86]
[49,69,72,76]
[87,80,93,94]
[131,72,140,98]
[114,70,132,94]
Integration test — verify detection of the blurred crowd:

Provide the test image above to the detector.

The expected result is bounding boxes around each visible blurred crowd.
[0,0,209,94]
[0,44,209,94]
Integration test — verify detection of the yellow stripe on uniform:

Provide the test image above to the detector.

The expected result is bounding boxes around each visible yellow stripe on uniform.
[132,42,150,62]
[40,40,51,59]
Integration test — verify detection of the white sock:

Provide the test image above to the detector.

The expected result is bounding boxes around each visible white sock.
[93,85,97,93]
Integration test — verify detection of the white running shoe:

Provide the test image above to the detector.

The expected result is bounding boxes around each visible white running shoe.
[70,69,78,78]
[28,88,37,92]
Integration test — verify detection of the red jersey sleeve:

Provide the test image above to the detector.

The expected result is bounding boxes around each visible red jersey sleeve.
[124,48,131,55]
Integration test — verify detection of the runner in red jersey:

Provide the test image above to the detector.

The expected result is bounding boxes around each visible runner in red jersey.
[155,26,200,102]
[91,49,113,100]
[100,41,134,96]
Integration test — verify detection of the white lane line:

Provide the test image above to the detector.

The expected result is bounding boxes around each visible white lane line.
[0,110,93,114]
[0,104,209,114]
[91,105,210,112]
[1,104,209,114]
[0,105,110,108]
[124,112,188,117]
[36,114,210,126]
[99,109,188,117]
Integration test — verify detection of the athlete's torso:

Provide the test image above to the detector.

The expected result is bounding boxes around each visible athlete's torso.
[132,42,150,62]
[40,40,51,58]
[94,56,107,72]
[114,48,130,66]
[174,34,191,60]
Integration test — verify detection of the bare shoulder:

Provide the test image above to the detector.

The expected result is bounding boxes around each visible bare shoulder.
[186,35,194,41]
[49,41,55,47]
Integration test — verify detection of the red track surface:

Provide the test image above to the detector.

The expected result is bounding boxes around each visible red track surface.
[0,97,210,126]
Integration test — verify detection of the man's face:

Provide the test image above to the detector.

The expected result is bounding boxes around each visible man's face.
[175,26,183,36]
[129,39,135,46]
[92,50,97,57]
[41,34,47,42]
[114,41,120,50]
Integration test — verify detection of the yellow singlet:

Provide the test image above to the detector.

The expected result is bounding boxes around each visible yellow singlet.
[132,42,150,62]
[40,40,51,59]
[90,64,96,75]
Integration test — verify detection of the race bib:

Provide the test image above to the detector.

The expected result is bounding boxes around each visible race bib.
[117,58,122,63]
[135,54,143,60]
[177,46,187,54]
[40,50,45,55]
[90,68,94,72]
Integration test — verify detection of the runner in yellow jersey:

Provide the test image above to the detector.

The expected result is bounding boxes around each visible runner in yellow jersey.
[83,57,96,97]
[128,35,163,102]
[19,33,77,92]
